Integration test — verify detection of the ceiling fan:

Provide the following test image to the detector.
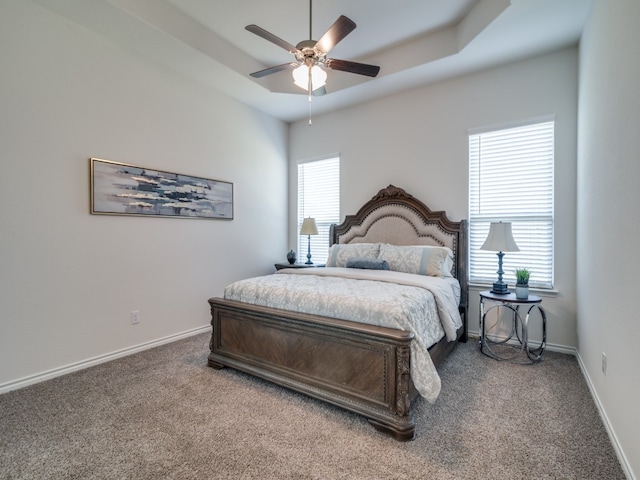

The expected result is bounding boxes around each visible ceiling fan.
[245,0,380,97]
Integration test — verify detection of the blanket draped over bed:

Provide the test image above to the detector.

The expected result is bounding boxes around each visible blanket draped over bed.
[224,268,462,402]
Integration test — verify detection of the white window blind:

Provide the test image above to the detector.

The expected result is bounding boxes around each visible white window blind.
[469,120,554,288]
[297,156,340,264]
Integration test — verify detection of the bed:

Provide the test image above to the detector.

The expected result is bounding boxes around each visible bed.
[208,185,468,441]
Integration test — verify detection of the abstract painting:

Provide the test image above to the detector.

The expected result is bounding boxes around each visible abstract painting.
[90,158,233,219]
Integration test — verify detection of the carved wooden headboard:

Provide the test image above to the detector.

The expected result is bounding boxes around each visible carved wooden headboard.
[330,185,468,313]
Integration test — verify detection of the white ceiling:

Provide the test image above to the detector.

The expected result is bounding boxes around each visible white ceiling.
[33,0,593,123]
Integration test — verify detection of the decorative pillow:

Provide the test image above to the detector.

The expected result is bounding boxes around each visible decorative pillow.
[378,244,454,277]
[326,243,381,268]
[346,257,390,270]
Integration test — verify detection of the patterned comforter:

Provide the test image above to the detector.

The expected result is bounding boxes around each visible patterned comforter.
[223,267,462,402]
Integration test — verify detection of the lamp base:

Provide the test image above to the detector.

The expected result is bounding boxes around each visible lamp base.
[491,281,510,295]
[305,235,313,265]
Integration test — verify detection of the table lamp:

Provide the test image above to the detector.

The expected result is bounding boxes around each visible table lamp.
[480,221,519,294]
[300,217,319,265]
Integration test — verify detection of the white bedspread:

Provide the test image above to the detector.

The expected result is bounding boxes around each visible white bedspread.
[223,267,462,403]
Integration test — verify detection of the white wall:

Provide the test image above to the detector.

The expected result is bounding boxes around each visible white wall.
[578,1,640,478]
[289,47,579,350]
[0,1,288,389]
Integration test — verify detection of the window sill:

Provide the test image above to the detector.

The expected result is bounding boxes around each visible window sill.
[468,282,559,297]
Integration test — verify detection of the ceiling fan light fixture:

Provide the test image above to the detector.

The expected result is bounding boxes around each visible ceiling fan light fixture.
[292,64,327,91]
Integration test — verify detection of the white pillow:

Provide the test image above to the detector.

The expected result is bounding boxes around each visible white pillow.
[326,243,381,267]
[378,244,454,277]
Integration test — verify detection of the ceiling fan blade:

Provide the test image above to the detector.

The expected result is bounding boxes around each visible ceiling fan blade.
[312,86,326,96]
[290,86,326,96]
[326,58,380,77]
[245,25,300,55]
[315,15,356,54]
[249,63,298,78]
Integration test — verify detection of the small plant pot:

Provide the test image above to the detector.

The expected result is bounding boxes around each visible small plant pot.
[515,284,529,299]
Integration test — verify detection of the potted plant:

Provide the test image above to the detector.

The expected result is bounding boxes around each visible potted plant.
[515,268,530,299]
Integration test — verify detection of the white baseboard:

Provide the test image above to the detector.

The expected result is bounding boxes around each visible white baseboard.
[0,325,212,395]
[575,352,635,480]
[466,329,576,356]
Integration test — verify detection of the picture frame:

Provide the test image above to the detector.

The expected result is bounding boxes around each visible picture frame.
[90,158,233,219]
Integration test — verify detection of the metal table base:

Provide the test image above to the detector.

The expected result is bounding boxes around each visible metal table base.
[479,291,547,364]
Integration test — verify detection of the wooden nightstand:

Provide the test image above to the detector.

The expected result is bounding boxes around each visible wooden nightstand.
[479,290,547,363]
[274,263,325,271]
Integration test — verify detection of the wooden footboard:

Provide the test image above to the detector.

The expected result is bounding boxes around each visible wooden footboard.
[208,297,420,441]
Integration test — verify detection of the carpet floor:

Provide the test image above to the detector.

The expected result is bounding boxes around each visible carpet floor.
[0,333,626,479]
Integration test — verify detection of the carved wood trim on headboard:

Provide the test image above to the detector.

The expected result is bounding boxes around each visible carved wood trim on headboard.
[330,186,463,241]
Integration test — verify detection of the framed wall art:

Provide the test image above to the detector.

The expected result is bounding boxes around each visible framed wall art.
[90,158,233,219]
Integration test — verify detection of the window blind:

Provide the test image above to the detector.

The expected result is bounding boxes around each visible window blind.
[469,121,554,288]
[297,156,340,264]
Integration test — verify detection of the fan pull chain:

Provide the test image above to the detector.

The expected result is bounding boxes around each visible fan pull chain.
[308,0,313,125]
[308,65,313,126]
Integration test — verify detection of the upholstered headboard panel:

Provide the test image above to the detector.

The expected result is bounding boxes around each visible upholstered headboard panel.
[334,203,457,250]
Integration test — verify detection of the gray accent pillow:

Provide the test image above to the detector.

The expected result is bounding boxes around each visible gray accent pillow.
[346,257,390,270]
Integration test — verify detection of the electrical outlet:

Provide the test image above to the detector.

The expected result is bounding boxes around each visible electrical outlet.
[601,352,607,375]
[131,310,141,325]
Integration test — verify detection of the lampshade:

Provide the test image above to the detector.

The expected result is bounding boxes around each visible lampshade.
[292,64,327,91]
[480,222,520,252]
[300,217,319,236]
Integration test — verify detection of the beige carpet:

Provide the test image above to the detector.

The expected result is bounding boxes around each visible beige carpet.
[0,333,625,479]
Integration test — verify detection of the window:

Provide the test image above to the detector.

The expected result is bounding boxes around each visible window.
[297,156,340,264]
[469,119,554,289]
